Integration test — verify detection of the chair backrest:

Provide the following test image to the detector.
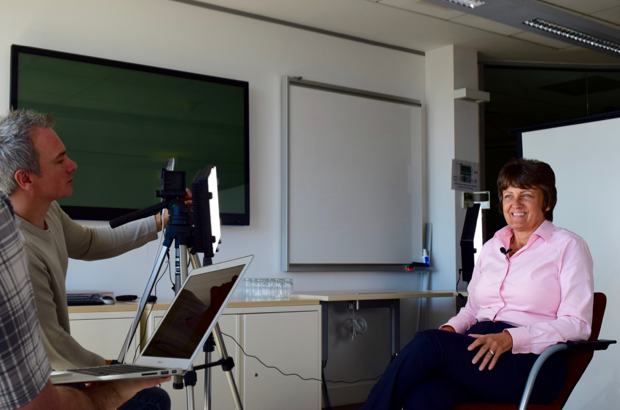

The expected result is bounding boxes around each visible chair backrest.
[551,292,607,408]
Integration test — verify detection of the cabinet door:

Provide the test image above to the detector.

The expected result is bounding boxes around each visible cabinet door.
[150,313,239,410]
[242,311,321,410]
[70,313,138,361]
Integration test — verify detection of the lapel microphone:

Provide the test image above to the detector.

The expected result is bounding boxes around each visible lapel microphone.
[499,247,513,257]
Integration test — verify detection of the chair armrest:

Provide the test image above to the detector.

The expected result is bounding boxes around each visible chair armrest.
[518,344,567,410]
[518,340,616,410]
[565,339,616,351]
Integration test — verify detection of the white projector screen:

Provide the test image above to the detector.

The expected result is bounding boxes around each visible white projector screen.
[521,114,620,410]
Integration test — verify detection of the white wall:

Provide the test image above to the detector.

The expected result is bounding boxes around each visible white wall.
[522,120,620,410]
[0,0,425,295]
[425,45,480,328]
[0,0,432,405]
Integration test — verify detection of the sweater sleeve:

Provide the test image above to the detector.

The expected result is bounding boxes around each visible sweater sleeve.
[25,245,106,370]
[55,203,158,261]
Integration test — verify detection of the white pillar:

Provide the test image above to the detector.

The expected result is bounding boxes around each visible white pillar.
[425,45,480,328]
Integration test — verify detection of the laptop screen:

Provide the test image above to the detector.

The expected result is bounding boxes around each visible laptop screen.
[142,265,243,359]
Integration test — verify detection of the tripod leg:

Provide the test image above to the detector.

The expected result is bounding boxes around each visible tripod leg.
[213,323,244,410]
[203,334,215,410]
[188,250,201,269]
[204,350,212,410]
[117,241,171,363]
[188,247,212,410]
[175,244,196,410]
[175,244,183,293]
[176,370,197,410]
[186,379,196,410]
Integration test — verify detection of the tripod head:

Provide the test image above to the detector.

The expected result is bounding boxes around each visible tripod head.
[156,169,187,201]
[110,166,221,265]
[162,198,195,249]
[109,169,189,229]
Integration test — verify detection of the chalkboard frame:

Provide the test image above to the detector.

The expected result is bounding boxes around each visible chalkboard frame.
[281,76,423,272]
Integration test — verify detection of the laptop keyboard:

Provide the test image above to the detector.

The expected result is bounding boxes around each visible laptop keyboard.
[67,364,173,377]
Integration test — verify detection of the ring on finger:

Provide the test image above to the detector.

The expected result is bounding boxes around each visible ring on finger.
[488,349,495,356]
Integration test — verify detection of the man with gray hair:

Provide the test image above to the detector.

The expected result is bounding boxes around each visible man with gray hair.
[0,109,171,410]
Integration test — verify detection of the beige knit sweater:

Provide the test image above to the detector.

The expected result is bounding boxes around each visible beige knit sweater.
[17,201,158,370]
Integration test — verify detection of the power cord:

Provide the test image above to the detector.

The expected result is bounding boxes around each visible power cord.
[345,303,367,341]
[456,269,466,310]
[220,332,384,384]
[167,253,174,287]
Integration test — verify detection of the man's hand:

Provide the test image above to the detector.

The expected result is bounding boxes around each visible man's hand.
[467,331,513,371]
[183,188,193,210]
[97,376,171,407]
[154,188,192,231]
[154,210,168,232]
[20,377,171,410]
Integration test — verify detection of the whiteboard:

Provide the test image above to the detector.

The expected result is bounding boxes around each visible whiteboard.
[521,115,620,409]
[281,77,424,271]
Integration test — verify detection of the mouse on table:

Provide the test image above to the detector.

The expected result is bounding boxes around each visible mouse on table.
[100,296,115,305]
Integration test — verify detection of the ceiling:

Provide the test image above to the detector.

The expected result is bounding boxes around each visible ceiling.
[176,0,620,64]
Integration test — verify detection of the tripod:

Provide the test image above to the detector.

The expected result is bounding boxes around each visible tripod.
[114,200,243,410]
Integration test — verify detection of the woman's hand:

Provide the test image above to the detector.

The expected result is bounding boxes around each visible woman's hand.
[467,331,513,371]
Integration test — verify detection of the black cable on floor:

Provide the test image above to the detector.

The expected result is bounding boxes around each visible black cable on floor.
[220,331,386,384]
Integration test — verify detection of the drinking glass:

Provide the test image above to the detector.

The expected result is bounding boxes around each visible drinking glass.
[268,278,277,300]
[284,278,293,299]
[258,279,267,300]
[276,279,285,300]
[244,278,251,301]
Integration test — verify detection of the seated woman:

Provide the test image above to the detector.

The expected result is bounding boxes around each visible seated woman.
[361,158,593,410]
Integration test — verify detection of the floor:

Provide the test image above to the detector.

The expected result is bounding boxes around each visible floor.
[324,404,364,410]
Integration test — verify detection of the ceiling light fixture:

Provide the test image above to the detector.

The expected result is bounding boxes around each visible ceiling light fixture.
[443,0,485,9]
[524,18,620,54]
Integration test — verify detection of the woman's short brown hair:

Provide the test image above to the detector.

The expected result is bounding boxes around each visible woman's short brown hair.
[497,158,557,222]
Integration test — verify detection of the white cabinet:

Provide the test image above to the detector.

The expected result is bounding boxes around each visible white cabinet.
[69,310,138,362]
[241,310,321,410]
[69,303,322,410]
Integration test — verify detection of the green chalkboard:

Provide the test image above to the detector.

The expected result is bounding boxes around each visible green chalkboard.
[11,45,249,225]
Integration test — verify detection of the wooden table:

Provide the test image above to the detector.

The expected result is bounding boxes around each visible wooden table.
[67,297,321,314]
[294,289,457,410]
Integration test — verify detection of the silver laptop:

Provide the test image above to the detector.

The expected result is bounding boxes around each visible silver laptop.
[50,255,253,384]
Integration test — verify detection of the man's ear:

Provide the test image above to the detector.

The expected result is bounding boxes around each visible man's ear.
[14,169,35,191]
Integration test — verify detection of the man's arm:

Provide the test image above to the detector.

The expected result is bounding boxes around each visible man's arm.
[17,378,170,410]
[57,203,158,261]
